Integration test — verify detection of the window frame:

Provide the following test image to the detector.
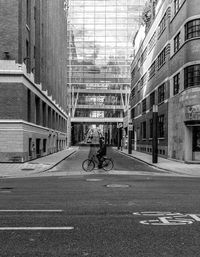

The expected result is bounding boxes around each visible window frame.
[157,48,166,69]
[158,83,165,104]
[150,91,155,109]
[184,65,200,88]
[173,73,180,95]
[185,19,200,40]
[158,115,165,138]
[149,61,156,79]
[174,0,180,14]
[142,98,147,113]
[158,13,167,36]
[174,32,180,53]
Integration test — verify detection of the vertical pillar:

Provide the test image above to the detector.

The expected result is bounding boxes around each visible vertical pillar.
[152,105,158,163]
[117,127,120,150]
[128,123,133,154]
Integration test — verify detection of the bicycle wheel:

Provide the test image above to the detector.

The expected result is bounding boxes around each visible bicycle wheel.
[102,158,114,171]
[82,159,95,172]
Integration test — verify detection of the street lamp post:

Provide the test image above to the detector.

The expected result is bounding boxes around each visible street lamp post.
[152,105,158,163]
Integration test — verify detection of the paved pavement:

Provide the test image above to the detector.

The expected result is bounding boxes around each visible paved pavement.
[115,147,200,177]
[0,147,78,178]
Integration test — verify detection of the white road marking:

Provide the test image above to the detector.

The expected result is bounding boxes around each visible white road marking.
[0,210,63,212]
[133,211,200,226]
[0,227,74,230]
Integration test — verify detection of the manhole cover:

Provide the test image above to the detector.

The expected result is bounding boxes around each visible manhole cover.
[106,184,130,188]
[86,179,102,182]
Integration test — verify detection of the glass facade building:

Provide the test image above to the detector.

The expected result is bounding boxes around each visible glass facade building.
[67,0,145,144]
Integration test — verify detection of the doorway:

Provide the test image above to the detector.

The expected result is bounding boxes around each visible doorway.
[36,138,41,157]
[192,126,200,161]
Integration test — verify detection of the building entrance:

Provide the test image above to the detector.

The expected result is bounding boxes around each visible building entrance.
[192,126,200,161]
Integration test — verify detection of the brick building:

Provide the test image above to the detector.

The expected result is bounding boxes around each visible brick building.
[0,0,68,162]
[130,0,200,162]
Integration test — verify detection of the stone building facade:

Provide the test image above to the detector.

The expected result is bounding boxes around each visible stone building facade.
[130,0,200,162]
[0,0,68,162]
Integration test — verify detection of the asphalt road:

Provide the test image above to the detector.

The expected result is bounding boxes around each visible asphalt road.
[0,147,200,257]
[50,146,165,175]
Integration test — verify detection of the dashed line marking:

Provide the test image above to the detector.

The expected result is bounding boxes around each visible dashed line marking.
[0,210,63,212]
[0,227,74,230]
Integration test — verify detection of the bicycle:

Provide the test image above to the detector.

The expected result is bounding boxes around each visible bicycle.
[82,154,114,172]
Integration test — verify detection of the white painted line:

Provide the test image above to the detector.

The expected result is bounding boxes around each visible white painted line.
[0,210,63,212]
[0,227,74,230]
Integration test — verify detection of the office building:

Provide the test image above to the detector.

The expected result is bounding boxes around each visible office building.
[0,0,68,162]
[130,0,200,162]
[67,0,145,145]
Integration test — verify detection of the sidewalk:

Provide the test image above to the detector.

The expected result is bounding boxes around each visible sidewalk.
[0,147,78,178]
[115,148,200,177]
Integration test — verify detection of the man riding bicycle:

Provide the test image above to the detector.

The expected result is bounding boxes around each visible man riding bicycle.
[96,137,107,168]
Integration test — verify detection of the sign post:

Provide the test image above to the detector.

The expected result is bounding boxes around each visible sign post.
[152,105,158,163]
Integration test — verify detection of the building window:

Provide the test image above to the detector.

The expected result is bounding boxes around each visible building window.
[42,102,46,127]
[35,96,41,125]
[150,91,155,109]
[158,115,165,138]
[131,108,135,119]
[184,65,200,88]
[131,68,135,81]
[142,99,146,113]
[28,138,32,157]
[174,0,180,14]
[174,32,180,53]
[27,89,31,122]
[185,19,200,40]
[137,103,141,115]
[142,121,146,139]
[173,73,180,95]
[48,106,52,128]
[149,119,153,138]
[157,48,166,69]
[131,88,135,98]
[158,83,165,104]
[26,0,31,26]
[26,40,30,73]
[43,139,47,153]
[149,61,156,79]
[36,138,41,157]
[140,47,147,65]
[148,31,157,53]
[158,13,166,36]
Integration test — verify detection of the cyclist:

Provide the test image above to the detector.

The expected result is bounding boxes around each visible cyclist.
[96,137,107,168]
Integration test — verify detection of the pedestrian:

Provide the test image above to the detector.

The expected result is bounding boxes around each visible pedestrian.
[96,137,107,168]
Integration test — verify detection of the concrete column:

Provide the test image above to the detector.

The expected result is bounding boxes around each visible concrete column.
[184,125,193,161]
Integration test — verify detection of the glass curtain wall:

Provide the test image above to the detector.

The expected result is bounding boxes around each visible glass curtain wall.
[67,0,144,143]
